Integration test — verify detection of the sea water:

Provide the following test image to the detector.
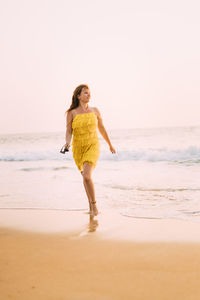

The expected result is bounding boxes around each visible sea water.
[0,126,200,222]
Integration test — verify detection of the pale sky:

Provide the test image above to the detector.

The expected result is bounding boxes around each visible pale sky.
[1,0,200,134]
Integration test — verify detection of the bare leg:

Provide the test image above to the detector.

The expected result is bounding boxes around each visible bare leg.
[81,170,92,212]
[82,162,98,216]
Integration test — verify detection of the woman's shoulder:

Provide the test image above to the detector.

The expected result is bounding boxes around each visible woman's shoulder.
[66,110,76,124]
[68,109,77,119]
[92,107,101,116]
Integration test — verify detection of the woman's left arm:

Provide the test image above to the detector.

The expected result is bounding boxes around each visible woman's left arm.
[94,107,116,154]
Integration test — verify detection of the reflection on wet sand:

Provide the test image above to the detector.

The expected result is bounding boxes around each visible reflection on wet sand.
[87,214,99,232]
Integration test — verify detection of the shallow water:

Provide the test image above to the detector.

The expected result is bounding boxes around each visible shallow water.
[0,126,200,222]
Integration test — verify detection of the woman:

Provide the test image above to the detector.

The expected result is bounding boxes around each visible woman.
[64,84,116,216]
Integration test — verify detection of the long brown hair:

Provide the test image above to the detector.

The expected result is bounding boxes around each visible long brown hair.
[65,84,89,114]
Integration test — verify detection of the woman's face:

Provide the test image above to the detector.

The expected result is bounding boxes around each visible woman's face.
[78,87,91,103]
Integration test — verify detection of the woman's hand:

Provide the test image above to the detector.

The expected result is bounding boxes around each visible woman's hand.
[109,144,116,154]
[65,143,70,150]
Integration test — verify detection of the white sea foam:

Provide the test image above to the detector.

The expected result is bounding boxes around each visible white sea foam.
[0,145,200,163]
[1,127,200,163]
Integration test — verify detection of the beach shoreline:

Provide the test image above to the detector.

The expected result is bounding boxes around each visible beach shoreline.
[1,209,200,299]
[0,208,200,242]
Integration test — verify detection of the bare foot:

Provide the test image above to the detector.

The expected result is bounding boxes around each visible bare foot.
[90,202,98,216]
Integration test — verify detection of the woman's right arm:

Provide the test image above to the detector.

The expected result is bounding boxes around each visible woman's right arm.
[65,110,73,149]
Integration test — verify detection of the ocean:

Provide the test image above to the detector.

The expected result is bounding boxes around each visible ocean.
[1,126,200,222]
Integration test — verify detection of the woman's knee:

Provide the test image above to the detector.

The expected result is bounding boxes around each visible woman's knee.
[82,172,92,182]
[84,174,91,182]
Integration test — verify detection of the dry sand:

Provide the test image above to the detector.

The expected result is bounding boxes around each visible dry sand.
[1,209,200,300]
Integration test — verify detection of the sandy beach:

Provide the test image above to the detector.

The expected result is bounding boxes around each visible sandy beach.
[1,209,200,299]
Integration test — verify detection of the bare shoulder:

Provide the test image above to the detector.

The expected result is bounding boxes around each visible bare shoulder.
[92,107,103,126]
[68,109,76,119]
[92,107,101,117]
[66,110,74,126]
[66,110,73,116]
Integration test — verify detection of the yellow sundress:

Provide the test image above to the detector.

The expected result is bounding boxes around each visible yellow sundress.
[72,112,100,172]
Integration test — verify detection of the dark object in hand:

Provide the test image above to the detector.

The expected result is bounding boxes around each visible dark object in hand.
[60,145,69,154]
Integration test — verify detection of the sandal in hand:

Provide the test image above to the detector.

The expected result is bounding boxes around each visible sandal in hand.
[60,144,69,154]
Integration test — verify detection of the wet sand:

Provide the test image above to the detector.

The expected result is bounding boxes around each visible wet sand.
[1,209,200,299]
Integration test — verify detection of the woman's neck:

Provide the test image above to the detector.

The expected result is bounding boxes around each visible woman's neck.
[79,103,89,112]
